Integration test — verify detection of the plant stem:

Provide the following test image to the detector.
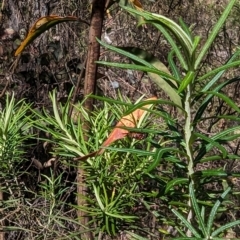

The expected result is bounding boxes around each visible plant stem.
[184,84,194,177]
[184,84,194,237]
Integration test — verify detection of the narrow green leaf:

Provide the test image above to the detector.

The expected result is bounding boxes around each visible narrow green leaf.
[168,49,181,80]
[193,170,228,178]
[219,133,240,141]
[211,126,240,141]
[191,36,201,56]
[96,61,176,81]
[93,184,105,211]
[189,182,208,237]
[104,211,137,219]
[179,17,193,40]
[201,206,205,224]
[123,7,193,52]
[205,91,240,113]
[122,6,189,69]
[196,49,240,89]
[97,39,154,68]
[50,91,65,130]
[178,71,195,93]
[152,22,188,69]
[172,209,201,238]
[194,132,227,158]
[125,231,149,240]
[198,60,240,82]
[172,238,204,240]
[211,220,240,237]
[165,178,188,194]
[207,187,231,235]
[145,147,181,173]
[199,154,240,163]
[169,201,189,207]
[195,125,240,162]
[150,14,193,51]
[119,47,183,108]
[195,0,237,68]
[193,76,240,123]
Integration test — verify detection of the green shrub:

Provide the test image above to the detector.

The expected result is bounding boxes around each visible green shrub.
[96,0,240,238]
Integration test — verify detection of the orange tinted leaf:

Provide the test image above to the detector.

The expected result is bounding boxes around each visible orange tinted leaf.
[101,97,156,149]
[75,97,157,161]
[99,127,129,154]
[15,15,78,56]
[130,0,143,10]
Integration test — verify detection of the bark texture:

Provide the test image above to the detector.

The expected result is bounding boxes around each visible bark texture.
[77,0,105,239]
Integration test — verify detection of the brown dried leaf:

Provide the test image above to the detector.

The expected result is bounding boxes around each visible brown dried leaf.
[15,15,78,56]
[75,97,157,161]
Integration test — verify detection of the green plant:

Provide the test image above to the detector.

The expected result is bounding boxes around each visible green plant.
[0,94,32,188]
[96,0,240,238]
[31,90,159,236]
[0,94,32,237]
[171,183,240,239]
[0,94,32,174]
[39,170,70,227]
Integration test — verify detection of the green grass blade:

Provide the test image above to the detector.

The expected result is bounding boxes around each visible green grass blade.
[145,147,181,173]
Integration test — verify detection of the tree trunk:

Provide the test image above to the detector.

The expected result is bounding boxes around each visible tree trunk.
[0,185,4,240]
[77,0,106,239]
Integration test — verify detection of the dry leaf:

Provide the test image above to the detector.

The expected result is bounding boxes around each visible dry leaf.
[130,0,143,10]
[74,97,157,161]
[15,15,78,56]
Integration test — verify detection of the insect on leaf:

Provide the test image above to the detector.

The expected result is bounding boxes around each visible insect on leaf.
[15,15,78,56]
